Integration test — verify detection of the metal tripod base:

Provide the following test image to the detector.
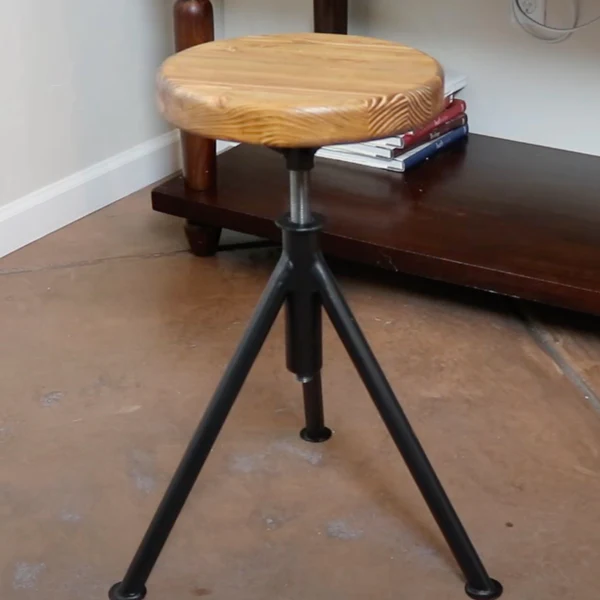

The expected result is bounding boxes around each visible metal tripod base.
[109,150,502,600]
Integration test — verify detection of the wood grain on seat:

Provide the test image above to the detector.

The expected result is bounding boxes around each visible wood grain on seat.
[157,33,444,147]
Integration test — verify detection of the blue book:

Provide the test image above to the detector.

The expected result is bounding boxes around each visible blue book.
[393,125,469,172]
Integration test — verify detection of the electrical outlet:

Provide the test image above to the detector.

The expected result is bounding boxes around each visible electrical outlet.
[516,0,546,25]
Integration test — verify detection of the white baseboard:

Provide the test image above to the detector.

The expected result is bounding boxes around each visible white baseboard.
[0,131,180,258]
[0,133,237,259]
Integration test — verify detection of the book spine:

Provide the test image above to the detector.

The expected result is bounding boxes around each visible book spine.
[397,125,469,172]
[398,114,468,155]
[401,100,466,148]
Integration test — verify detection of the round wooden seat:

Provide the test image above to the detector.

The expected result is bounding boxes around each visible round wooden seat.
[157,33,444,148]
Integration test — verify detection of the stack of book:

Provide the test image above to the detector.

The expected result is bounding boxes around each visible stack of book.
[317,70,469,173]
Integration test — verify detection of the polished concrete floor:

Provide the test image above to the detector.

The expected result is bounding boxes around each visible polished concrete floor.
[2,185,600,600]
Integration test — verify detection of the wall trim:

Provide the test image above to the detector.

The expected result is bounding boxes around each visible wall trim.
[0,131,182,258]
[0,133,236,258]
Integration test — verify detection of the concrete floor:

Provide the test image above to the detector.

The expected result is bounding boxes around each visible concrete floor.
[1,185,600,600]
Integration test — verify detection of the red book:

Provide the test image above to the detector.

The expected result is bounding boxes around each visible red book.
[366,100,466,150]
[400,100,467,148]
[400,114,468,155]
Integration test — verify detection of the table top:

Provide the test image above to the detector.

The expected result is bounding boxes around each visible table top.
[154,135,600,315]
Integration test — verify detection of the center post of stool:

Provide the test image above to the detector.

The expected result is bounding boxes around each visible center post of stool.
[284,148,317,225]
[279,148,332,443]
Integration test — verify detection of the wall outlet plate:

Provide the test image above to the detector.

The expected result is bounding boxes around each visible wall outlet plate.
[515,0,546,26]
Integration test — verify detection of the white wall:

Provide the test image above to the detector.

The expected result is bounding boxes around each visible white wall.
[0,0,225,256]
[1,1,169,208]
[224,0,600,156]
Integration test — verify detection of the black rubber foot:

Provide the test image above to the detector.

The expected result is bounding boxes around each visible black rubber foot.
[300,427,332,443]
[109,583,147,600]
[465,579,503,599]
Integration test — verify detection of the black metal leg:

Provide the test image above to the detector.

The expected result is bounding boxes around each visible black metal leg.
[109,257,292,600]
[284,282,332,443]
[313,258,502,600]
[300,372,332,442]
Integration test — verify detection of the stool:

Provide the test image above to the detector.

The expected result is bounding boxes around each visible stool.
[110,34,502,600]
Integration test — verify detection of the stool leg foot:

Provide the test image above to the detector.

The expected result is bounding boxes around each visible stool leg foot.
[300,373,332,443]
[313,258,502,598]
[300,426,332,443]
[466,579,503,599]
[185,221,221,257]
[109,257,291,599]
[109,583,146,600]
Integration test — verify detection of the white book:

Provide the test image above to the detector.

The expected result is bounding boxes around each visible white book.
[444,68,468,98]
[328,142,396,159]
[363,137,404,149]
[317,148,404,172]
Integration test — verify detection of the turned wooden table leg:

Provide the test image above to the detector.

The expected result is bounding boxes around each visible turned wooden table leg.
[174,0,221,255]
[183,221,223,257]
[314,0,348,34]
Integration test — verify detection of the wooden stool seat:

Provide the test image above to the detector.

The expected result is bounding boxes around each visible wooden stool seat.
[157,33,444,147]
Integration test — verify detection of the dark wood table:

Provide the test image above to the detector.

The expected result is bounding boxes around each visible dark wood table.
[154,0,600,316]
